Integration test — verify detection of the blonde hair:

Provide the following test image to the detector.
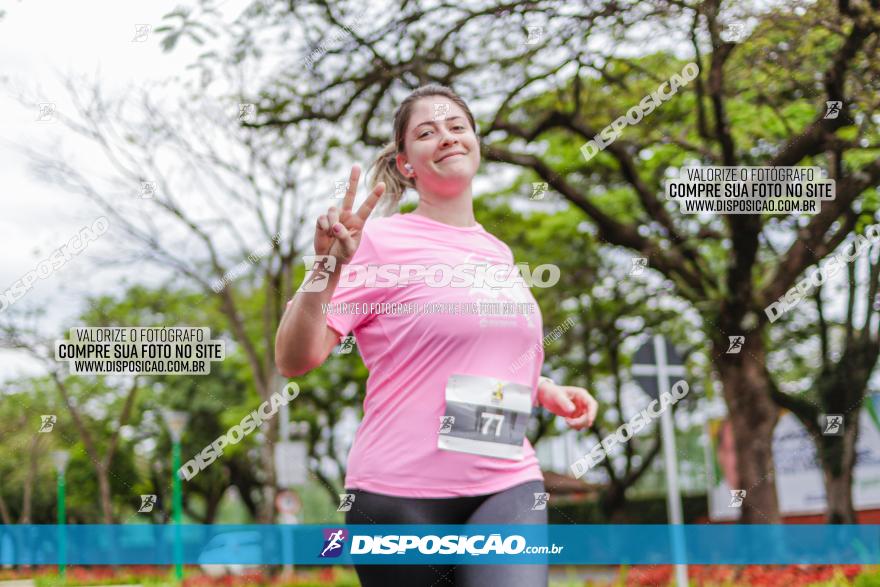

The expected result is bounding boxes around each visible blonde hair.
[368,84,478,217]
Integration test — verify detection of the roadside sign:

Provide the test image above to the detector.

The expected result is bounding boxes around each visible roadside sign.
[274,441,308,487]
[276,489,301,516]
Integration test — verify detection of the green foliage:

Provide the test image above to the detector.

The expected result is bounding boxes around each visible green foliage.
[548,493,708,524]
[855,568,880,587]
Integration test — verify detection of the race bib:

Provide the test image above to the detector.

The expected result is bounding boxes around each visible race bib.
[437,373,534,460]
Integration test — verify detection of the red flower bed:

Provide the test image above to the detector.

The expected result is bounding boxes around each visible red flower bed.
[0,565,174,585]
[626,564,863,586]
[184,571,265,587]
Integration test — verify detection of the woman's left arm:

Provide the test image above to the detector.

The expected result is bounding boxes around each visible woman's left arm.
[537,377,599,430]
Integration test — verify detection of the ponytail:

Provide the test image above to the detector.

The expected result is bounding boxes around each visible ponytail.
[368,142,414,217]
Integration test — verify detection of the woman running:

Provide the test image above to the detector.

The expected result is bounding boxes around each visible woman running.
[275,84,598,587]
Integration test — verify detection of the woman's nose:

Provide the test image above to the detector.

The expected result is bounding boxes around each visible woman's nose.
[438,129,458,147]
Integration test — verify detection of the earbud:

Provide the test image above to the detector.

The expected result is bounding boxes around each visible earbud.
[404,163,413,172]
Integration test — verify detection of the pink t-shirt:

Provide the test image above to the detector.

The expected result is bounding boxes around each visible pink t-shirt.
[287,212,545,497]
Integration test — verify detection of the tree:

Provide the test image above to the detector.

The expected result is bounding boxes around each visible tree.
[767,227,880,523]
[0,325,141,524]
[0,377,59,524]
[2,57,354,520]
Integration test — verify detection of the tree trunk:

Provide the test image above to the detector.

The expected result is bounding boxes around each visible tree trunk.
[714,334,781,523]
[257,373,283,524]
[97,464,115,524]
[204,491,222,525]
[259,441,277,523]
[0,493,12,525]
[600,482,628,523]
[19,434,41,523]
[820,412,859,524]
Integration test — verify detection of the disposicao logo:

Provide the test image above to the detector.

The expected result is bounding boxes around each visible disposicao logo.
[319,528,348,558]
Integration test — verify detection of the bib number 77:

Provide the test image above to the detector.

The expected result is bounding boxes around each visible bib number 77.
[480,413,505,436]
[438,373,533,460]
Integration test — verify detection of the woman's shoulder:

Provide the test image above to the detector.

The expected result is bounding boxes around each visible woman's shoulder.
[362,212,426,240]
[475,229,515,263]
[361,214,400,241]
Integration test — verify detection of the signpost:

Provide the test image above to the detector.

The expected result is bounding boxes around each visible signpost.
[274,440,308,487]
[162,409,189,583]
[276,490,301,576]
[632,334,688,587]
[51,450,70,580]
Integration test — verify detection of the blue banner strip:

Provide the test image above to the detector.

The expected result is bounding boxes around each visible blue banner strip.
[1,524,880,565]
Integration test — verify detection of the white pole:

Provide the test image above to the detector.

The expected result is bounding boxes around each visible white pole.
[277,372,290,442]
[275,372,294,576]
[280,511,297,577]
[654,334,688,587]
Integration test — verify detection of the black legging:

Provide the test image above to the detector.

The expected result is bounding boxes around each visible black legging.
[344,479,548,587]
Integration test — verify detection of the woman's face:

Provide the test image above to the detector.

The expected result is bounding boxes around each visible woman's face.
[396,96,481,197]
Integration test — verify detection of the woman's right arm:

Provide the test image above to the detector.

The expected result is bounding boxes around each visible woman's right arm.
[275,164,385,377]
[275,263,345,377]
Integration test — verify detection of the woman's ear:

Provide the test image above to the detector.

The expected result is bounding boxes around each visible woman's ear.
[396,154,415,178]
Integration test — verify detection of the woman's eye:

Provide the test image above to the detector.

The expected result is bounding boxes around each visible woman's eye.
[453,125,465,130]
[419,130,432,138]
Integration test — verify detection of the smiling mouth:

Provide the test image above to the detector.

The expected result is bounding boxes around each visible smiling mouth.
[435,152,466,163]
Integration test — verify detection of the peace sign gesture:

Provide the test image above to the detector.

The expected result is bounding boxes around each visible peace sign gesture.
[314,164,386,265]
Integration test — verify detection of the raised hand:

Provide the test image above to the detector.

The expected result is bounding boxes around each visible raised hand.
[314,164,385,266]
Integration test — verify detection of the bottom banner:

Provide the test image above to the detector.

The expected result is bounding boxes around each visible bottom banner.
[1,524,880,564]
